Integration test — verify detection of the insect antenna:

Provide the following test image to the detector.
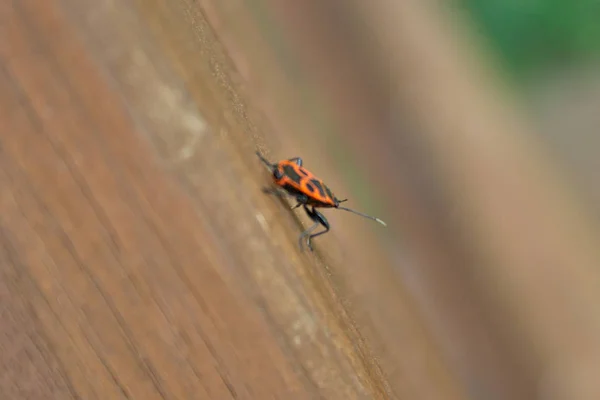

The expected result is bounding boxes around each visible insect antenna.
[337,205,387,226]
[256,151,276,170]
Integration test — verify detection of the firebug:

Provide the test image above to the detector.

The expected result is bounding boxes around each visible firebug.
[256,151,386,251]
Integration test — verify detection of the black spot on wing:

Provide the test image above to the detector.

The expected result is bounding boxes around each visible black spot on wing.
[282,164,302,184]
[305,182,315,192]
[283,184,303,197]
[309,179,326,198]
[324,186,335,201]
[297,167,309,176]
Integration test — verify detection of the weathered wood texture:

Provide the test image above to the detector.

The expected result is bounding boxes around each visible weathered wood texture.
[0,1,470,399]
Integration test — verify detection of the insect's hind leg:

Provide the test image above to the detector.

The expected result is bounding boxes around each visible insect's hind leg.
[299,205,330,251]
[262,187,289,198]
[287,157,303,166]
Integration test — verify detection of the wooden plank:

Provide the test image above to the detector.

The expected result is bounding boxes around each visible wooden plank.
[0,0,413,398]
[0,1,311,399]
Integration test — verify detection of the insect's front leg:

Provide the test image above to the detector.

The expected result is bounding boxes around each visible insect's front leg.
[292,194,309,210]
[299,205,330,251]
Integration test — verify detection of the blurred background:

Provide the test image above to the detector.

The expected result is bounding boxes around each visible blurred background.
[464,0,600,212]
[3,0,600,399]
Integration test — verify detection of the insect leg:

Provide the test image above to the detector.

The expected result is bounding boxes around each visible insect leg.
[292,194,309,209]
[298,222,320,250]
[299,205,330,251]
[287,157,303,166]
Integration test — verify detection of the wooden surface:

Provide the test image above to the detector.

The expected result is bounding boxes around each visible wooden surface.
[0,1,471,399]
[11,0,598,399]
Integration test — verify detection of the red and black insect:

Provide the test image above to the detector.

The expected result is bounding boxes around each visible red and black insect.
[256,151,386,251]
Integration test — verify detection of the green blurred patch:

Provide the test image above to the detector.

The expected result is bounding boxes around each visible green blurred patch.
[462,0,600,82]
